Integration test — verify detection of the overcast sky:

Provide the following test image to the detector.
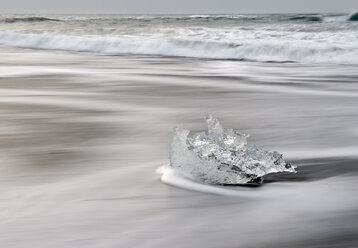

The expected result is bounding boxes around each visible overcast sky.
[1,0,357,14]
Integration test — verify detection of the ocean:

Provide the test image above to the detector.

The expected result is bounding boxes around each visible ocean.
[0,13,358,247]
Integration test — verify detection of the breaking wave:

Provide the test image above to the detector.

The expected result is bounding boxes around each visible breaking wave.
[348,12,358,21]
[0,31,357,64]
[288,15,322,22]
[2,17,61,23]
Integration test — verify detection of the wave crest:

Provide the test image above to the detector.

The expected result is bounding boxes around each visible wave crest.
[2,17,60,23]
[348,12,358,21]
[288,15,323,22]
[0,31,357,64]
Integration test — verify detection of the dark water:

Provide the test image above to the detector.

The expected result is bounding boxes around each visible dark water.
[0,14,357,247]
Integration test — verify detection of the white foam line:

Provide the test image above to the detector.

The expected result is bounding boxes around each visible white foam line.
[0,95,175,114]
[0,89,98,96]
[1,30,358,65]
[156,165,260,197]
[0,66,96,78]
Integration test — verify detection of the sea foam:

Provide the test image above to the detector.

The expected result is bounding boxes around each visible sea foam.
[0,27,357,64]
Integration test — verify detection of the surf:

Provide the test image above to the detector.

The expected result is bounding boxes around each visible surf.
[2,17,61,23]
[0,30,358,65]
[348,12,358,21]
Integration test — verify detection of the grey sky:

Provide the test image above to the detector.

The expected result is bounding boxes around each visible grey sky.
[1,0,357,14]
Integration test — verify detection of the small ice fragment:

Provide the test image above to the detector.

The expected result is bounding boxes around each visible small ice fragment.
[169,115,296,185]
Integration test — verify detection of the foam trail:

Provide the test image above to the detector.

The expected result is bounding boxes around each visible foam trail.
[157,166,259,197]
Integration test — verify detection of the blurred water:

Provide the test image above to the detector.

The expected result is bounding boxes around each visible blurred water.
[0,14,358,248]
[0,47,357,247]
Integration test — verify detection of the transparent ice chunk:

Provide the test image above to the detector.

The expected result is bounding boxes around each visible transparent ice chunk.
[170,115,296,185]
